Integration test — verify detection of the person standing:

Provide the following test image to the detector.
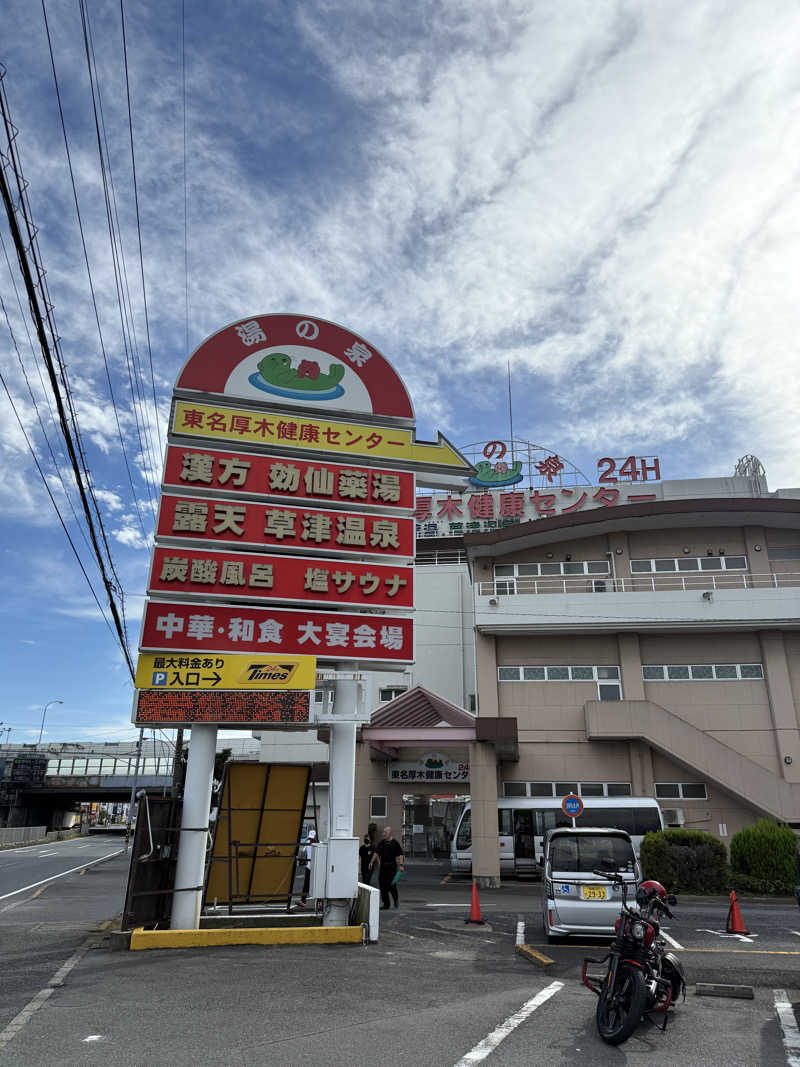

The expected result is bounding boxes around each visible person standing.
[296,828,317,908]
[359,834,376,885]
[371,825,404,909]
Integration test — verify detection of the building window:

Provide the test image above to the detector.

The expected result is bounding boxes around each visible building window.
[607,783,633,797]
[499,665,620,682]
[579,782,604,797]
[655,782,708,800]
[503,781,527,797]
[494,560,610,580]
[370,796,388,819]
[630,554,747,573]
[643,663,763,682]
[379,687,407,702]
[528,782,632,798]
[498,664,623,700]
[598,683,622,701]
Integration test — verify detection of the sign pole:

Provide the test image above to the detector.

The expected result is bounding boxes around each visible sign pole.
[170,724,217,930]
[323,673,358,928]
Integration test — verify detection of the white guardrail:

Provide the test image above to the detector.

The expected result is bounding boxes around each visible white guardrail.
[477,572,800,596]
[0,825,47,845]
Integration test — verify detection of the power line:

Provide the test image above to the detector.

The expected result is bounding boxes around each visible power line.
[0,75,135,681]
[119,0,163,461]
[42,0,149,541]
[0,359,118,646]
[78,0,160,523]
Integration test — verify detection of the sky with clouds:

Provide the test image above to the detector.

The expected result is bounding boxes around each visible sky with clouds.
[1,0,799,744]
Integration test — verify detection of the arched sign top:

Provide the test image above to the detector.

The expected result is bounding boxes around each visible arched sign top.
[175,313,415,421]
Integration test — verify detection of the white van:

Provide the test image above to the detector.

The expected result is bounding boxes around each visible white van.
[541,826,640,938]
[450,796,662,876]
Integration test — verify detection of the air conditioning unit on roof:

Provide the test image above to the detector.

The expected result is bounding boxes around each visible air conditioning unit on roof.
[661,807,685,827]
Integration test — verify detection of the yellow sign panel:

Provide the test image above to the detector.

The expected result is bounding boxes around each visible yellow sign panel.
[172,399,470,470]
[134,653,316,691]
[205,763,310,907]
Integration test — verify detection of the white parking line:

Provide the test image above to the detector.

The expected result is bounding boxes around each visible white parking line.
[661,929,683,950]
[453,981,564,1066]
[0,850,123,902]
[425,903,499,908]
[773,989,800,1067]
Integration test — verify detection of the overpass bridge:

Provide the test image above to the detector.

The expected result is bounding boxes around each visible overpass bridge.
[0,738,260,829]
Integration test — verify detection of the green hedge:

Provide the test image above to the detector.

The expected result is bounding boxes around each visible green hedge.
[640,829,728,894]
[730,820,797,894]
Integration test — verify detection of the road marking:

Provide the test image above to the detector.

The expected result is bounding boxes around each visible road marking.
[425,903,498,908]
[0,933,98,1051]
[774,989,800,1067]
[696,927,756,943]
[453,981,564,1065]
[37,851,58,857]
[0,882,50,915]
[516,921,525,946]
[0,849,122,902]
[660,930,683,950]
[528,943,800,956]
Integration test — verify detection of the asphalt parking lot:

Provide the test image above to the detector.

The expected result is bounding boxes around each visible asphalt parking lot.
[2,853,800,1065]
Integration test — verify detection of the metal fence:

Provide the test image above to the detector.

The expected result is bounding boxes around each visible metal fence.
[478,571,800,597]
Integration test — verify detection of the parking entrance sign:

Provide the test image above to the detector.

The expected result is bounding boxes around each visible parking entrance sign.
[562,794,583,819]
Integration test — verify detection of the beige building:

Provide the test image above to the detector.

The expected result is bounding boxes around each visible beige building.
[261,473,800,886]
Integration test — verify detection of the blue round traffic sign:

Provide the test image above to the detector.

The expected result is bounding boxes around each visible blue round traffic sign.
[562,794,583,818]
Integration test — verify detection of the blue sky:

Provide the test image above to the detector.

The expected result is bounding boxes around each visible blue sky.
[2,1,800,744]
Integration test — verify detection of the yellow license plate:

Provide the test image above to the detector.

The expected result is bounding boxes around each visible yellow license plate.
[582,886,607,900]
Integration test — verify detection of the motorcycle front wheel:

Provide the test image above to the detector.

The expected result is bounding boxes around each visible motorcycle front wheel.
[596,963,648,1045]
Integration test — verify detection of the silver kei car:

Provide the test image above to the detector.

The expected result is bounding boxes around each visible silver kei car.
[541,826,641,940]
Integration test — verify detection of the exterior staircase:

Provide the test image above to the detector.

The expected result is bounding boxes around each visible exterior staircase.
[585,699,799,821]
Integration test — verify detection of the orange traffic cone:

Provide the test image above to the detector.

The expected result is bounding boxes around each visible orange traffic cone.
[726,890,750,935]
[465,881,485,925]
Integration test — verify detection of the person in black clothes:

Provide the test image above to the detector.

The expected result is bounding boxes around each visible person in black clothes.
[371,825,404,908]
[359,834,376,885]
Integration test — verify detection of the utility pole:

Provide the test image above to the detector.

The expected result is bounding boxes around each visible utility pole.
[124,729,144,850]
[171,728,185,797]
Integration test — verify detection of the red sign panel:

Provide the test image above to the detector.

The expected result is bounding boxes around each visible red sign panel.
[162,445,416,511]
[148,546,414,609]
[156,494,415,559]
[135,689,310,726]
[141,600,414,663]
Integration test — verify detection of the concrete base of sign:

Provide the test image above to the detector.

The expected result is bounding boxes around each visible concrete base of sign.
[129,925,364,951]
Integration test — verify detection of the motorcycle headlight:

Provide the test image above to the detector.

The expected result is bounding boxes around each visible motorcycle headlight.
[630,921,646,940]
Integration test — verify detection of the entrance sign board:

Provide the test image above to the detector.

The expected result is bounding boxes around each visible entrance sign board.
[148,546,414,609]
[134,689,311,726]
[162,445,416,511]
[134,652,317,691]
[388,753,469,783]
[141,600,414,662]
[156,493,415,559]
[171,400,469,473]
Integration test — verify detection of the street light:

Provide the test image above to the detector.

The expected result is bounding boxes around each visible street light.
[38,700,63,746]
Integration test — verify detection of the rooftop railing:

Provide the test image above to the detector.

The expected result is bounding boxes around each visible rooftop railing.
[477,571,800,597]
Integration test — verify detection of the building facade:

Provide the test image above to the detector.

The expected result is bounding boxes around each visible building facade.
[259,465,800,884]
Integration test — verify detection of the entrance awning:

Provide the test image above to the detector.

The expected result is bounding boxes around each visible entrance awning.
[357,686,518,761]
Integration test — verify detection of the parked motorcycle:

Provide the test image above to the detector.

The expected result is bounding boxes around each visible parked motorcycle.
[582,870,686,1045]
